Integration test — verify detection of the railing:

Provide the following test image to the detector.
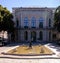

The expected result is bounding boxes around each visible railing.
[15,26,54,30]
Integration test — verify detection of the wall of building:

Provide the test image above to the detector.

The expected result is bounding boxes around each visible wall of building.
[12,7,56,42]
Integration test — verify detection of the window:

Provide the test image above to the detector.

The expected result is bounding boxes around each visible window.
[16,19,19,27]
[24,17,28,28]
[39,17,44,22]
[31,17,36,28]
[49,19,51,27]
[39,18,43,28]
[39,22,43,28]
[49,31,51,41]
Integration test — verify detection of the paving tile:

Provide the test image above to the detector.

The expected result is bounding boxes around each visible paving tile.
[0,59,60,63]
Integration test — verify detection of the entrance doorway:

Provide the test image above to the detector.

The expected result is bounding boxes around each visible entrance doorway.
[31,31,36,41]
[39,31,43,40]
[24,31,28,40]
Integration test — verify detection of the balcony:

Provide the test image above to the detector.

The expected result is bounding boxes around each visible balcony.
[19,27,54,30]
[15,25,55,30]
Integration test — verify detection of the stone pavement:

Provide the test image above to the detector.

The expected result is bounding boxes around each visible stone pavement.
[0,58,60,63]
[45,43,60,57]
[0,43,60,63]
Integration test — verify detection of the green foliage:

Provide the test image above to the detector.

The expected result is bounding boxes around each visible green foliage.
[54,6,60,32]
[0,5,14,33]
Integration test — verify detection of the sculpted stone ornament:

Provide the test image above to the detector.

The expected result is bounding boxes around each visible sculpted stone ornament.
[40,47,44,53]
[29,38,33,49]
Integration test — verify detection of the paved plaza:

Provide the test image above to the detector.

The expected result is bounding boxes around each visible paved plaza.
[0,42,60,63]
[0,58,60,63]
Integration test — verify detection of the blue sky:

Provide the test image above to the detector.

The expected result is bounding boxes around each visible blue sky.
[0,0,60,12]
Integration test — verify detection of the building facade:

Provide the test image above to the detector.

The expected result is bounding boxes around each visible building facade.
[12,7,57,42]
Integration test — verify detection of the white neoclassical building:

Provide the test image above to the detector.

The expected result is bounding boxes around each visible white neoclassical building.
[12,7,57,42]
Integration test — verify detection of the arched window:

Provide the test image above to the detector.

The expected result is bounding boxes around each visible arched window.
[49,18,51,27]
[39,17,43,28]
[24,31,28,40]
[24,17,28,28]
[39,31,43,40]
[16,19,19,27]
[49,31,51,41]
[31,17,36,28]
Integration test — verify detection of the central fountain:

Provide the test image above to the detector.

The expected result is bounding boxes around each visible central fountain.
[2,38,54,56]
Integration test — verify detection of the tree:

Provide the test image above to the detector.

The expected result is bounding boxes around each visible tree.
[0,5,14,33]
[54,6,60,32]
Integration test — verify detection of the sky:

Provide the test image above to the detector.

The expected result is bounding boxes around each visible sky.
[0,0,60,12]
